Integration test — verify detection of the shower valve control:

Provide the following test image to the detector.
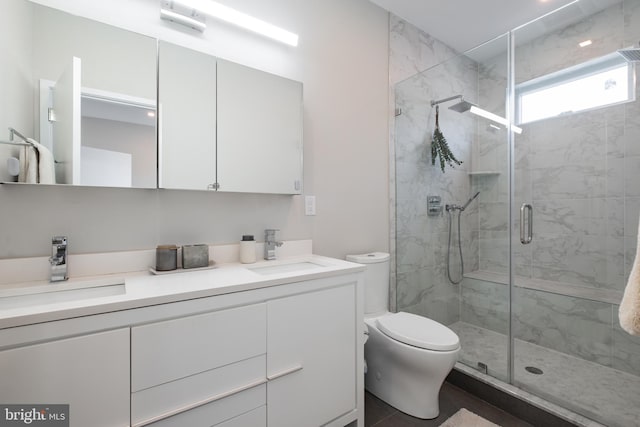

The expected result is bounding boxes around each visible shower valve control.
[427,196,442,216]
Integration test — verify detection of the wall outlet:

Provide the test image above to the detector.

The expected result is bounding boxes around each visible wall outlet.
[305,196,316,216]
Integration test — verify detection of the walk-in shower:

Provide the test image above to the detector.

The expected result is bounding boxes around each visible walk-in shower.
[393,1,640,426]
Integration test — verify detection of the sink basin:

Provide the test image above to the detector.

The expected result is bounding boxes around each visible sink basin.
[0,278,126,310]
[249,261,325,275]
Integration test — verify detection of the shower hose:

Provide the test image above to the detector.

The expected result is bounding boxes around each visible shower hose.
[446,207,464,284]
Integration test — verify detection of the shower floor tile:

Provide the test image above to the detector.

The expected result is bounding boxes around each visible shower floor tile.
[449,322,640,427]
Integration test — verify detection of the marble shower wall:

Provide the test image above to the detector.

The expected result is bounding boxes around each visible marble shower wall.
[462,0,640,376]
[462,276,640,376]
[514,0,640,374]
[390,1,640,376]
[392,17,479,326]
[513,1,634,291]
[473,40,511,277]
[388,15,471,315]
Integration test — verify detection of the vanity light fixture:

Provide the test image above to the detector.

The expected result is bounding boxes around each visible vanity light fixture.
[160,1,207,32]
[169,0,299,46]
[470,106,523,134]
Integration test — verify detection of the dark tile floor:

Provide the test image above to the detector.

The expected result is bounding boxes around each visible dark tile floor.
[365,382,534,427]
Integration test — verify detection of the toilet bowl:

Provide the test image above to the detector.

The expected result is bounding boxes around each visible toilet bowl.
[365,312,460,419]
[347,252,460,419]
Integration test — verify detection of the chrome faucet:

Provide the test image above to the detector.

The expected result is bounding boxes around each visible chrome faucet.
[49,236,68,282]
[264,229,283,260]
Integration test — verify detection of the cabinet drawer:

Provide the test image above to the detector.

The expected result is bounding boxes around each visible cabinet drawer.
[132,303,266,392]
[132,355,265,426]
[144,384,266,427]
[0,328,130,427]
[215,406,265,427]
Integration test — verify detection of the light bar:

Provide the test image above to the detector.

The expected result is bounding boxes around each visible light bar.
[470,106,523,134]
[160,8,207,32]
[173,0,298,46]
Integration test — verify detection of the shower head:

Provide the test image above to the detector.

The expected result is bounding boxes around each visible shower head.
[617,47,640,62]
[430,94,475,111]
[449,100,476,113]
[461,191,480,211]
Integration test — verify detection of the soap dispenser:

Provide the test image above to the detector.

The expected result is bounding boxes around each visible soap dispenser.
[240,235,256,264]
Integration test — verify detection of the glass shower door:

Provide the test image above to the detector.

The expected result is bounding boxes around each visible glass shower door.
[456,34,512,382]
[511,1,640,425]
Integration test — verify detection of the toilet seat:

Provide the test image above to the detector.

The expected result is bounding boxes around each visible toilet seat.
[376,312,459,351]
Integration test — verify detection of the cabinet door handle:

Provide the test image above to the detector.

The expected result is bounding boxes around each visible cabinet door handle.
[267,364,303,381]
[132,378,268,427]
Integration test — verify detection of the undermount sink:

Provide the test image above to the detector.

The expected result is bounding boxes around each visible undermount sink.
[248,261,325,275]
[0,278,126,310]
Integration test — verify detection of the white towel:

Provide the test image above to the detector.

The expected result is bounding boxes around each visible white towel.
[18,145,38,183]
[17,139,56,184]
[28,138,56,184]
[620,211,640,335]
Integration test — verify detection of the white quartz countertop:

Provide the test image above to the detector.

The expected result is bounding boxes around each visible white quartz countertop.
[0,255,364,329]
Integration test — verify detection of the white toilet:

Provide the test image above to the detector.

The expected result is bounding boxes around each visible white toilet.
[347,252,460,419]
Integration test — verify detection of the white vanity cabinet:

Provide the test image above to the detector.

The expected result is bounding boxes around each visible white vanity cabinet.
[130,279,359,427]
[267,283,356,427]
[0,261,363,427]
[0,328,130,427]
[130,304,267,427]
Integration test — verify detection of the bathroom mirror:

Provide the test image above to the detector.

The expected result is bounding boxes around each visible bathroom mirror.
[216,59,303,194]
[159,44,303,194]
[0,0,157,188]
[158,41,217,191]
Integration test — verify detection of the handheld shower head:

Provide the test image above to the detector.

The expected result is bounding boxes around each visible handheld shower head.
[461,191,480,211]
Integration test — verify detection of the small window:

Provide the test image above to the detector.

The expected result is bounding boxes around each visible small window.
[516,53,635,125]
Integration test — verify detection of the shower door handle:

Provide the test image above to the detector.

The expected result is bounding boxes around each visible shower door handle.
[520,203,533,244]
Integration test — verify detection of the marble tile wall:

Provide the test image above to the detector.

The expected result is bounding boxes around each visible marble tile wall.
[506,1,640,292]
[391,16,478,326]
[461,274,640,376]
[506,0,640,376]
[391,0,640,377]
[460,278,509,335]
[474,41,511,278]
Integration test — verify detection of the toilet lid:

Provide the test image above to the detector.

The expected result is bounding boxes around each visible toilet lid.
[376,312,459,351]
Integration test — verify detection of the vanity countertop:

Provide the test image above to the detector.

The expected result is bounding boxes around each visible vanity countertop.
[0,255,364,329]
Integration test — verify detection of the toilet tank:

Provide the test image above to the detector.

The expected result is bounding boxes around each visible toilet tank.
[346,252,390,315]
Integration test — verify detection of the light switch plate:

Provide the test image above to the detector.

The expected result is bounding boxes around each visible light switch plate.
[305,196,316,216]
